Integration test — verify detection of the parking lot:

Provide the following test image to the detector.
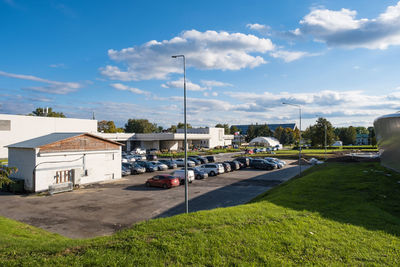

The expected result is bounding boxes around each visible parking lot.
[0,158,308,238]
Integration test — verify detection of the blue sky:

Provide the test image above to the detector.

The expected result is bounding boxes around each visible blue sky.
[1,0,400,129]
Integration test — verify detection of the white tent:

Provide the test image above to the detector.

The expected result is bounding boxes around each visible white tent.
[249,136,281,147]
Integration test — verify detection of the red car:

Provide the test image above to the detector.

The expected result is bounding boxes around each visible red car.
[145,174,180,189]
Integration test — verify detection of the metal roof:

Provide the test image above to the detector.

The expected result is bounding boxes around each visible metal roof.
[7,132,122,149]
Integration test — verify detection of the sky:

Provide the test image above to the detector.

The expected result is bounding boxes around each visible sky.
[1,0,400,129]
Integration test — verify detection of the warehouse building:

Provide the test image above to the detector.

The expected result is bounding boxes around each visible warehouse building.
[0,114,97,158]
[98,127,233,152]
[7,133,122,193]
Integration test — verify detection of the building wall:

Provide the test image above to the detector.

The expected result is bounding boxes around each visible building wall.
[160,140,179,151]
[0,114,97,158]
[8,148,37,191]
[9,148,121,192]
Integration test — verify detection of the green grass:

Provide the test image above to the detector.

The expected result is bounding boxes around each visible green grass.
[1,162,400,265]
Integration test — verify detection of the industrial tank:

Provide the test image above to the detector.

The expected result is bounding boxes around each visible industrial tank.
[374,113,400,172]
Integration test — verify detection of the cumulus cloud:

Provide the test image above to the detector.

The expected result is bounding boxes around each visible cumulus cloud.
[161,78,208,91]
[295,1,400,49]
[100,29,274,81]
[0,70,81,94]
[110,83,151,96]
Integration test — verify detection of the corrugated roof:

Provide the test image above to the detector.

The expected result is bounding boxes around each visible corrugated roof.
[7,133,84,149]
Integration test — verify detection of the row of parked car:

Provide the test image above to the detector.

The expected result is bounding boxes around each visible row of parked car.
[144,157,287,189]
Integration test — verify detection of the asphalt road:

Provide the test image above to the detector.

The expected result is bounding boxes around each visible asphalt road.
[0,159,308,238]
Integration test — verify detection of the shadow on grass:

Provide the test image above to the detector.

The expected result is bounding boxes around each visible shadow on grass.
[251,162,400,237]
[155,165,303,219]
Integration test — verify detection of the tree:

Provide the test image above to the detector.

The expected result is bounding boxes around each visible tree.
[274,126,284,142]
[355,127,369,135]
[368,126,377,146]
[245,124,272,142]
[215,123,230,135]
[124,119,157,133]
[245,125,256,142]
[255,124,272,137]
[98,120,124,133]
[0,165,17,188]
[168,125,177,133]
[30,107,66,118]
[306,118,335,147]
[230,125,239,134]
[177,122,192,129]
[335,126,357,145]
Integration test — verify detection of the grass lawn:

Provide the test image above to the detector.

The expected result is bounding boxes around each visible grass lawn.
[1,162,400,265]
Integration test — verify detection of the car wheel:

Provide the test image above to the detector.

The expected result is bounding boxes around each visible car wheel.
[210,171,216,176]
[180,179,184,185]
[133,170,137,175]
[196,174,201,180]
[145,182,150,187]
[163,184,168,189]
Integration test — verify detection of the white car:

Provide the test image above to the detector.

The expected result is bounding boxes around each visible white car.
[171,169,195,184]
[174,159,196,167]
[198,163,225,176]
[152,161,168,171]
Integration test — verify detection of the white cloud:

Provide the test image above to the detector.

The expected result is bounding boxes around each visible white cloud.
[0,70,81,94]
[247,23,272,36]
[161,78,208,91]
[200,80,233,87]
[100,29,274,81]
[110,83,151,96]
[212,92,218,96]
[270,50,311,62]
[296,1,400,49]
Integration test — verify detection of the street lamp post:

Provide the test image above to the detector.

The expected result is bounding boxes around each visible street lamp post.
[283,102,302,176]
[172,54,188,214]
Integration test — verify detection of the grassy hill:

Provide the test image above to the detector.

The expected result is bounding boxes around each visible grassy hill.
[1,162,400,266]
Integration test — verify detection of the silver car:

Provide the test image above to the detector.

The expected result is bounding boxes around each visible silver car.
[198,163,225,176]
[174,159,196,167]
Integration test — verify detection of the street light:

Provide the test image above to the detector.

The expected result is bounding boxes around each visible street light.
[282,102,302,176]
[172,54,188,214]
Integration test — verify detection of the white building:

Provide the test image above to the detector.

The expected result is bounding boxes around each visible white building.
[249,136,281,147]
[7,133,122,193]
[97,127,233,152]
[0,114,97,158]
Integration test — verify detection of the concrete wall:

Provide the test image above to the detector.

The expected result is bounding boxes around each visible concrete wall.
[9,148,121,192]
[160,140,179,151]
[0,114,97,158]
[8,148,37,191]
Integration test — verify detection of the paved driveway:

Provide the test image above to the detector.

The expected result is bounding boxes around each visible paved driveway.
[0,160,308,238]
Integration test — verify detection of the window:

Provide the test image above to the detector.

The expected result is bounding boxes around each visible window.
[0,120,11,131]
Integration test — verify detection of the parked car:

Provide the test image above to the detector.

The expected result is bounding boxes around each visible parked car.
[245,149,254,154]
[264,158,284,169]
[171,169,195,184]
[132,154,146,161]
[205,155,216,162]
[123,162,146,174]
[221,162,232,172]
[265,157,286,166]
[146,175,180,189]
[121,166,131,176]
[152,161,169,171]
[236,157,251,167]
[184,167,209,179]
[187,157,201,165]
[225,160,240,171]
[158,159,178,169]
[136,161,157,172]
[174,159,196,167]
[191,155,208,164]
[146,154,158,161]
[250,159,275,170]
[134,148,146,155]
[198,163,225,176]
